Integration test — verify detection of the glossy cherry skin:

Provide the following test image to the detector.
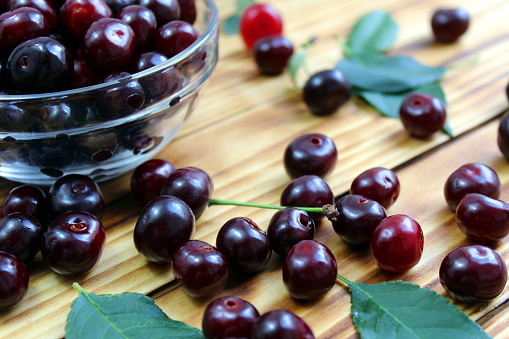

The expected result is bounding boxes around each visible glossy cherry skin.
[431,8,470,43]
[280,175,334,223]
[267,207,315,256]
[116,5,157,52]
[251,310,315,339]
[70,56,102,89]
[133,195,195,264]
[253,35,293,76]
[444,163,500,211]
[216,217,271,274]
[82,18,136,72]
[399,93,446,139]
[0,251,29,310]
[497,112,509,161]
[96,71,145,119]
[239,3,283,50]
[48,174,105,220]
[332,195,387,245]
[172,240,229,298]
[302,69,351,116]
[202,296,260,339]
[440,245,507,303]
[139,0,180,27]
[284,133,337,179]
[350,167,400,209]
[1,185,47,222]
[370,214,424,273]
[455,193,509,243]
[155,20,198,58]
[0,212,43,263]
[160,167,213,220]
[41,211,106,275]
[7,0,58,29]
[59,0,112,39]
[130,158,174,205]
[283,240,337,301]
[177,0,196,24]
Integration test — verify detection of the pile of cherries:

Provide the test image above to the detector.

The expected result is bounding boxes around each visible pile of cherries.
[0,173,105,310]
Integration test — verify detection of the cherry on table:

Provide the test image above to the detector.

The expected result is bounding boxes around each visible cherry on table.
[0,212,44,263]
[0,251,29,310]
[431,8,470,43]
[1,185,47,222]
[251,310,315,339]
[267,207,315,256]
[253,35,293,76]
[399,92,447,139]
[302,69,351,116]
[350,167,400,209]
[497,111,509,161]
[239,3,283,50]
[130,158,175,205]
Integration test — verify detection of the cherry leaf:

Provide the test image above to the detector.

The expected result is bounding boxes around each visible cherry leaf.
[338,276,491,339]
[66,283,203,339]
[288,38,316,88]
[346,11,398,56]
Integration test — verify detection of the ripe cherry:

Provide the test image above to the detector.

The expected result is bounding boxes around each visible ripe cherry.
[0,251,29,310]
[116,5,157,52]
[239,3,283,50]
[431,8,470,43]
[284,133,337,179]
[302,69,351,116]
[370,214,424,273]
[59,0,112,39]
[440,245,507,303]
[202,296,260,339]
[1,185,47,222]
[282,240,337,301]
[139,0,180,26]
[252,35,293,76]
[399,93,446,139]
[130,158,174,205]
[350,167,400,209]
[0,212,43,263]
[155,20,198,58]
[444,163,500,211]
[497,112,509,161]
[251,310,315,339]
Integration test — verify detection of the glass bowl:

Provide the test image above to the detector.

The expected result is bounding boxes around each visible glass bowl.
[0,0,219,185]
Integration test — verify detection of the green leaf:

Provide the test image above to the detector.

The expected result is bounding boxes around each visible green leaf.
[222,14,240,35]
[66,283,203,339]
[288,38,316,88]
[338,276,491,339]
[336,53,446,93]
[346,11,398,55]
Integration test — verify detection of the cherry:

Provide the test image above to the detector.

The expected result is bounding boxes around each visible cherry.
[455,193,509,243]
[129,51,167,73]
[41,211,106,275]
[239,3,283,50]
[96,71,145,119]
[116,5,157,52]
[155,20,199,58]
[6,0,58,29]
[350,167,400,209]
[280,174,334,223]
[81,18,136,72]
[440,245,507,303]
[497,112,509,161]
[0,212,43,263]
[59,0,112,39]
[176,0,196,24]
[431,8,470,43]
[172,239,229,298]
[104,0,137,14]
[37,102,82,131]
[267,207,315,257]
[399,93,447,139]
[160,167,213,220]
[284,133,337,179]
[1,185,47,222]
[139,0,180,27]
[70,56,102,89]
[0,251,29,310]
[444,163,500,211]
[130,158,175,205]
[133,195,195,264]
[251,310,315,339]
[370,214,424,273]
[215,217,271,274]
[202,296,260,339]
[282,240,337,300]
[252,35,293,76]
[302,69,351,116]
[48,174,105,220]
[332,194,387,245]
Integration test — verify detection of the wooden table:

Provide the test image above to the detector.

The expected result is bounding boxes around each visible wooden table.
[2,0,509,337]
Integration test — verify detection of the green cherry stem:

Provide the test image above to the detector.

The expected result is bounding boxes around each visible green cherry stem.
[208,198,325,214]
[336,274,353,285]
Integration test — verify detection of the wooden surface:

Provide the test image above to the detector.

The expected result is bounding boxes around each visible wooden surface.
[2,0,509,337]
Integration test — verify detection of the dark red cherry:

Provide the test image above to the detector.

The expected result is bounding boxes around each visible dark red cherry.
[350,167,400,209]
[370,214,424,273]
[440,245,507,303]
[284,133,337,179]
[96,71,145,119]
[239,3,283,50]
[280,174,334,223]
[302,69,351,116]
[41,211,106,275]
[172,240,229,298]
[139,0,180,27]
[176,0,195,24]
[0,251,29,310]
[216,217,271,274]
[251,310,315,339]
[202,296,260,339]
[116,5,157,52]
[444,163,500,211]
[431,8,470,43]
[133,195,195,264]
[130,158,174,205]
[1,185,47,222]
[7,0,58,29]
[253,35,293,76]
[455,193,509,243]
[59,0,112,39]
[267,207,315,256]
[103,0,137,14]
[160,167,213,220]
[282,240,337,300]
[497,112,509,161]
[48,174,105,220]
[0,212,43,263]
[70,56,102,89]
[155,20,198,58]
[332,194,387,245]
[399,92,447,139]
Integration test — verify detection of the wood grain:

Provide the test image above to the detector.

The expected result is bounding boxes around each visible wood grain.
[1,0,509,337]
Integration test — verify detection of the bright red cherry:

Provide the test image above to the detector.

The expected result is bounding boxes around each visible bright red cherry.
[239,3,283,50]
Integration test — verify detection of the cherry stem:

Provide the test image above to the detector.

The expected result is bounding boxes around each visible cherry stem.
[208,198,325,214]
[336,274,353,285]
